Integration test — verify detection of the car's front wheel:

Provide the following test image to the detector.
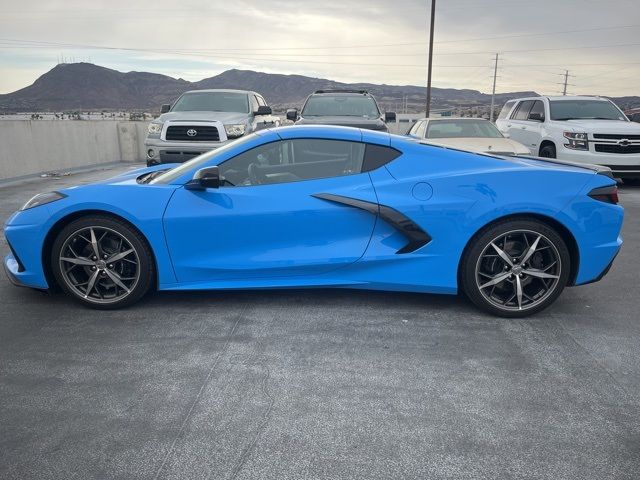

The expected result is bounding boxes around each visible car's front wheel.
[461,219,570,317]
[51,215,154,309]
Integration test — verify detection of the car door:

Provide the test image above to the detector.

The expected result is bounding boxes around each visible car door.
[505,100,534,144]
[518,100,545,152]
[163,134,378,283]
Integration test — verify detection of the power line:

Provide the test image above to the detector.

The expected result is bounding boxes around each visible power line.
[0,24,638,53]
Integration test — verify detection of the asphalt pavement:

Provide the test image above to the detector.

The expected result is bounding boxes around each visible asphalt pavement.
[1,164,639,480]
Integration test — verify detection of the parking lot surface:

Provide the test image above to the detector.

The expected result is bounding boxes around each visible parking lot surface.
[1,165,639,480]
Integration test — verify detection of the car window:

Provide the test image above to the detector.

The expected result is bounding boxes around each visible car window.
[171,92,249,113]
[528,100,545,121]
[219,139,366,187]
[408,121,421,135]
[497,101,515,120]
[301,95,380,117]
[362,144,401,172]
[416,121,427,138]
[549,99,627,121]
[512,100,535,120]
[426,120,503,139]
[256,95,267,107]
[249,95,259,113]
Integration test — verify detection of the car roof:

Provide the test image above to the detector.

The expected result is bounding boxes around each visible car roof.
[310,90,373,96]
[508,95,609,102]
[180,89,257,95]
[413,117,490,122]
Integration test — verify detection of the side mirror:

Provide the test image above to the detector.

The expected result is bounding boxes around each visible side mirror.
[286,109,298,121]
[385,111,397,122]
[255,105,272,116]
[160,104,171,114]
[186,166,220,190]
[528,112,544,122]
[502,132,511,138]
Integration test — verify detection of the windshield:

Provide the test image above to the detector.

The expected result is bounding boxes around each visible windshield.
[302,95,380,117]
[150,133,259,184]
[171,92,249,113]
[426,120,504,139]
[549,100,626,121]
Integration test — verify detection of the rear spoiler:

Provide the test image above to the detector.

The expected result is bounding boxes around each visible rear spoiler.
[512,155,614,178]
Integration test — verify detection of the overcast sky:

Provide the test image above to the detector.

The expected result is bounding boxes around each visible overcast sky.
[1,0,639,96]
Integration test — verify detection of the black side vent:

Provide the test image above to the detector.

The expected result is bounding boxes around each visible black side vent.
[312,193,432,254]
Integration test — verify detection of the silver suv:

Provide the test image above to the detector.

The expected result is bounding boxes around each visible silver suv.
[145,89,280,166]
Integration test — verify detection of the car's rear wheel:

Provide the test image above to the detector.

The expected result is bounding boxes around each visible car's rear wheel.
[539,143,556,158]
[51,216,154,309]
[461,219,570,317]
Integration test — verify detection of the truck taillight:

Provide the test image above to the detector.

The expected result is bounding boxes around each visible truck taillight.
[588,185,619,204]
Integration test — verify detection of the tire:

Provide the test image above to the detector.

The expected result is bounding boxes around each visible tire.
[539,143,556,158]
[51,215,155,309]
[460,218,570,318]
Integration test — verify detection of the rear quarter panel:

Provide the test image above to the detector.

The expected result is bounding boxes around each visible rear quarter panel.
[361,140,597,292]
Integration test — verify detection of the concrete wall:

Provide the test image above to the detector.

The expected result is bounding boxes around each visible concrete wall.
[0,120,149,181]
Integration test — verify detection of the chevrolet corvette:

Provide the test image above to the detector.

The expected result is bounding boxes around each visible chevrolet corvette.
[3,125,623,317]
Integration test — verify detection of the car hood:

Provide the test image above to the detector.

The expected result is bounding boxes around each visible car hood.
[157,111,249,124]
[424,137,531,155]
[296,116,387,131]
[553,119,640,133]
[85,163,180,186]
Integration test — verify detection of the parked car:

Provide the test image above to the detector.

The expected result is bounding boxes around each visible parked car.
[5,126,622,317]
[496,96,640,183]
[407,117,530,156]
[144,89,279,166]
[286,90,395,131]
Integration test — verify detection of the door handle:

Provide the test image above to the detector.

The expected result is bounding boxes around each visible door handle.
[521,126,526,129]
[506,124,512,128]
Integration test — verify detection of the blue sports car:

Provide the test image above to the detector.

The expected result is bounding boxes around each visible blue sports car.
[4,125,623,317]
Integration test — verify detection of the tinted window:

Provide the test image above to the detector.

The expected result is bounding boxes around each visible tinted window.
[172,92,249,113]
[498,101,515,120]
[219,139,365,187]
[302,95,380,117]
[528,100,545,121]
[512,100,535,120]
[426,120,503,139]
[362,144,401,172]
[549,100,626,121]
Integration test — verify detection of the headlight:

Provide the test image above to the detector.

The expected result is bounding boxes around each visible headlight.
[148,123,163,135]
[563,132,588,150]
[21,191,66,211]
[224,124,246,139]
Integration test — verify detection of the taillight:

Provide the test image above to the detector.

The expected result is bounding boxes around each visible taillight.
[588,185,619,204]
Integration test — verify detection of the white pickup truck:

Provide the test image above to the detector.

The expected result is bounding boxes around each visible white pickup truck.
[496,96,640,183]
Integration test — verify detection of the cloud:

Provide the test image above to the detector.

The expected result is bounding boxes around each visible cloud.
[0,0,638,95]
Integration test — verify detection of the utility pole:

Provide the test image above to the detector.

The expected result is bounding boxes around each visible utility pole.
[489,53,499,122]
[425,0,436,117]
[562,70,569,95]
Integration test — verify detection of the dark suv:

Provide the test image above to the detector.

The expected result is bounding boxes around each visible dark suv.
[286,90,395,131]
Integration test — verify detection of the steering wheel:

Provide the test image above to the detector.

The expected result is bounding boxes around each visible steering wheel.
[248,163,266,185]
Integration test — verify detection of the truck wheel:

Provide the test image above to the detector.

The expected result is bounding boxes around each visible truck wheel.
[539,144,556,158]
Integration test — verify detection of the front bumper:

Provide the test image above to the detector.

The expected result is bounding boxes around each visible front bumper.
[558,147,640,178]
[144,138,234,165]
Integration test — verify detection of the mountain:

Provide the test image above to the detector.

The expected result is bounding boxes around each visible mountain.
[0,62,637,113]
